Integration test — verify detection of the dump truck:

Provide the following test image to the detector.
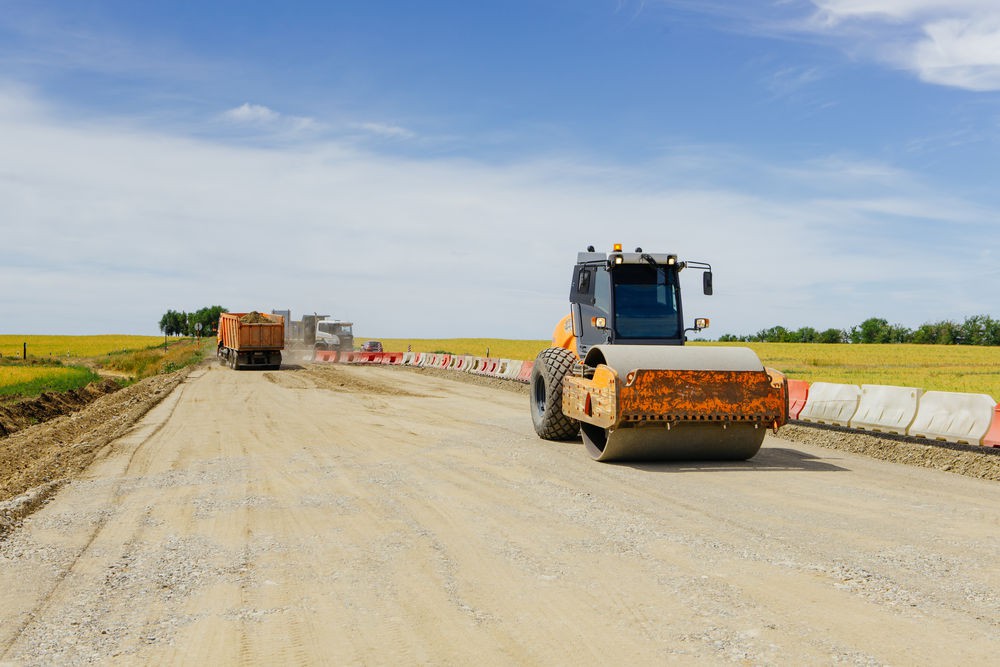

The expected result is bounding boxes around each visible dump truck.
[272,310,354,352]
[217,311,284,370]
[530,244,788,462]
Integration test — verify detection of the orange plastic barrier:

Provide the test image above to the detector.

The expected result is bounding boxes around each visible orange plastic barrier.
[314,349,337,362]
[984,406,1000,448]
[787,379,810,420]
[382,352,404,364]
[516,360,534,383]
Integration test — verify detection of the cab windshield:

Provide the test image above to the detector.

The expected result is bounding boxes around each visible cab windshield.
[612,264,680,339]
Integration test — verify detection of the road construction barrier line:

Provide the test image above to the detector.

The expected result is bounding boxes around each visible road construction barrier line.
[402,352,415,365]
[314,350,336,363]
[505,360,523,379]
[797,382,861,427]
[908,391,996,445]
[984,406,1000,448]
[850,384,922,436]
[438,354,452,369]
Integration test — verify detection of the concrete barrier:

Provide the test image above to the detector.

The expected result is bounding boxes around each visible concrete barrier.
[516,361,534,383]
[908,391,997,445]
[984,406,1000,448]
[504,360,524,379]
[850,385,922,435]
[797,382,861,427]
[401,352,415,365]
[787,379,809,420]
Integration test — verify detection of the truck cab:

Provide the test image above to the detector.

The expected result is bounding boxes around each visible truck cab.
[315,320,354,352]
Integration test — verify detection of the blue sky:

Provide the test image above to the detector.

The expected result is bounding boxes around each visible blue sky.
[1,1,998,338]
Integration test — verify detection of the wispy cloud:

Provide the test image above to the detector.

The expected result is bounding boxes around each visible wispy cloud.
[218,102,319,137]
[646,1,1000,91]
[1,85,996,336]
[807,1,1000,91]
[223,103,280,124]
[353,122,416,140]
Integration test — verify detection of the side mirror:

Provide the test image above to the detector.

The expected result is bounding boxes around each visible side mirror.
[703,271,713,296]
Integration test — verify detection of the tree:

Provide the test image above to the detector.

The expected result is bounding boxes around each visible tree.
[817,328,845,344]
[189,305,227,336]
[158,310,187,336]
[159,306,227,337]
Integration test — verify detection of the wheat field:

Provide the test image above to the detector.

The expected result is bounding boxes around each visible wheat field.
[0,335,165,359]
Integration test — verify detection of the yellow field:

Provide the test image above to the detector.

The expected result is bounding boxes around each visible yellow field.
[702,342,1000,397]
[0,335,165,359]
[370,338,1000,398]
[0,366,85,387]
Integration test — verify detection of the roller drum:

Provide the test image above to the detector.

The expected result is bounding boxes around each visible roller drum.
[576,345,782,462]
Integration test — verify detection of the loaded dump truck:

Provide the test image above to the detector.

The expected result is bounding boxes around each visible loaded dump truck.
[530,244,788,462]
[217,311,284,370]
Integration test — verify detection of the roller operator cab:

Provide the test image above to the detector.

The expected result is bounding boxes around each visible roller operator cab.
[558,244,713,358]
[531,244,789,463]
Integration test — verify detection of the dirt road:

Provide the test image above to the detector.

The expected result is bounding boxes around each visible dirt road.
[1,363,998,665]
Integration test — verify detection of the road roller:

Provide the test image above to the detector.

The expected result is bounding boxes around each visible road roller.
[530,244,788,462]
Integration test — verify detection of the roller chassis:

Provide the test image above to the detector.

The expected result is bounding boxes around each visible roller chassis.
[531,245,789,462]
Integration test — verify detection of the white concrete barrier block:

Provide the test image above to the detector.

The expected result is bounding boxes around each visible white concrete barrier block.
[462,355,475,372]
[850,384,922,435]
[908,391,997,445]
[798,382,861,426]
[504,360,524,379]
[401,352,415,366]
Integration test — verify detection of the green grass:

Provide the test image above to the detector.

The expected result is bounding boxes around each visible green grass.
[0,363,102,402]
[102,338,213,380]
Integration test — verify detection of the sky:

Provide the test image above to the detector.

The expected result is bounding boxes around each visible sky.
[1,0,999,338]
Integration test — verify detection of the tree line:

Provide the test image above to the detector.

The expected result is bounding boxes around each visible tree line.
[159,306,227,337]
[718,314,1000,346]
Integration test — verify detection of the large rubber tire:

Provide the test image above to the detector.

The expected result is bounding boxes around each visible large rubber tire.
[530,347,579,440]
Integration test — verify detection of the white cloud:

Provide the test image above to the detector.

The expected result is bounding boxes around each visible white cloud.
[354,122,416,140]
[0,85,996,337]
[219,102,319,135]
[223,102,279,124]
[808,0,1000,90]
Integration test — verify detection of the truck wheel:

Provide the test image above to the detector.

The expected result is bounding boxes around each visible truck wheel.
[530,347,579,440]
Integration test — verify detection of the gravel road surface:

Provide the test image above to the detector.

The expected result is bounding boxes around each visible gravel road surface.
[1,362,997,665]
